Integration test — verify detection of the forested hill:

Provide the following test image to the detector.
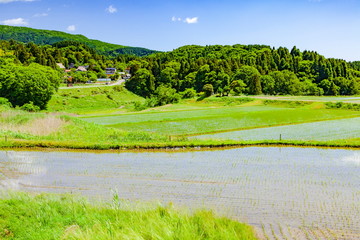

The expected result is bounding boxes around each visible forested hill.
[125,44,360,99]
[0,25,157,57]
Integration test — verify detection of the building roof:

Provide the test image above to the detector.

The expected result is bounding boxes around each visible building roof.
[77,66,87,72]
[56,63,65,69]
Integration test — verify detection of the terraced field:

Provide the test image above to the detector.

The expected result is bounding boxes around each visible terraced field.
[82,102,360,138]
[193,117,360,141]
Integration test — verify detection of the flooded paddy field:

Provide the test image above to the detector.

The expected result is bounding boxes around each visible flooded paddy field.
[0,147,359,240]
[192,117,360,141]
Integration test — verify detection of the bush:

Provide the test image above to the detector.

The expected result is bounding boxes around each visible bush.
[180,88,197,99]
[0,97,12,107]
[153,85,180,106]
[20,102,41,112]
[202,84,214,97]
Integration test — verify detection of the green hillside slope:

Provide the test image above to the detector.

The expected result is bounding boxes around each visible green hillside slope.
[0,25,157,56]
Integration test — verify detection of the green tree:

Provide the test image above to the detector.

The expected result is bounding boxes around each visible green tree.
[0,59,60,109]
[202,84,214,97]
[230,80,246,95]
[260,75,275,95]
[232,66,262,95]
[125,68,155,97]
[153,85,180,106]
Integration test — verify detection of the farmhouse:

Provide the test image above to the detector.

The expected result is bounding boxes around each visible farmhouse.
[105,68,116,75]
[76,66,88,72]
[56,63,65,69]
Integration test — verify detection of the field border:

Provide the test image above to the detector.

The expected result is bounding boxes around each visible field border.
[0,139,359,151]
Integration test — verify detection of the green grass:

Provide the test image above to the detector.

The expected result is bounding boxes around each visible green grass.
[83,102,360,136]
[1,97,360,150]
[0,192,258,240]
[0,109,174,147]
[47,85,145,115]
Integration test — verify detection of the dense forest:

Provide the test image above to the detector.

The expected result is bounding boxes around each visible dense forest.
[125,45,360,101]
[1,30,360,109]
[0,25,157,57]
[0,39,137,82]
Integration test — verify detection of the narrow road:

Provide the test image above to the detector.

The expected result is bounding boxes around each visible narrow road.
[59,79,125,89]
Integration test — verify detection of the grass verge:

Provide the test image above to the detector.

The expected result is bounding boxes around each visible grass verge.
[0,192,258,240]
[1,139,359,150]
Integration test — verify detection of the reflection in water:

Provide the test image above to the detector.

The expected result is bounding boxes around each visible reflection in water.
[342,152,360,166]
[0,147,359,240]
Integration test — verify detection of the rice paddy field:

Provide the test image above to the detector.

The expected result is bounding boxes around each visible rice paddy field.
[1,147,359,240]
[193,117,360,141]
[2,91,360,240]
[81,101,360,141]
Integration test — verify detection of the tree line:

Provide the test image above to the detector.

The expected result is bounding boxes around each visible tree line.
[125,45,360,102]
[1,40,360,110]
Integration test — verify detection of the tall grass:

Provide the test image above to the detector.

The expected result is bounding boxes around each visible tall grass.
[0,193,257,240]
[0,111,67,136]
[47,85,145,114]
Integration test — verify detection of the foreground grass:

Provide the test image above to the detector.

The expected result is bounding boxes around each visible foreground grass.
[0,193,257,240]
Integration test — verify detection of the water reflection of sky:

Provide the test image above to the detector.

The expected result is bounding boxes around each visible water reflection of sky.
[0,151,48,189]
[341,152,360,167]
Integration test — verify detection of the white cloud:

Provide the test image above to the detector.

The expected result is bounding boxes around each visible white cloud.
[0,0,35,3]
[0,18,28,26]
[67,25,76,32]
[106,5,117,14]
[184,17,198,24]
[172,16,182,22]
[34,13,48,17]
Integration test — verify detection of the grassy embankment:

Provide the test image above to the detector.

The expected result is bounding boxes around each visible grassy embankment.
[0,192,257,240]
[0,85,359,149]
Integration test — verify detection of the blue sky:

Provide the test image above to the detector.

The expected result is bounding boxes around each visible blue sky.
[0,0,359,61]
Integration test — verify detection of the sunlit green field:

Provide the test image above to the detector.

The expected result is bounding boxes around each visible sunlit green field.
[47,85,144,114]
[82,102,360,136]
[2,91,360,149]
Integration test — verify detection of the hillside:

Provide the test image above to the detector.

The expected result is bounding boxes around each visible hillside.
[0,25,157,57]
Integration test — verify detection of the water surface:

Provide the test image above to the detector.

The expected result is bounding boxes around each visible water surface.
[0,147,359,240]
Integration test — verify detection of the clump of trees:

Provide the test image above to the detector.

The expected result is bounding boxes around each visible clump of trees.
[125,45,360,101]
[0,57,61,109]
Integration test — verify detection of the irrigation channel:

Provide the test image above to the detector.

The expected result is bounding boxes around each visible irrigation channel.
[0,147,359,240]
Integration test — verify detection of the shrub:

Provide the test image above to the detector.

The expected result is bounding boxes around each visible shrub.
[202,84,214,97]
[20,102,41,112]
[180,88,197,99]
[0,97,12,107]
